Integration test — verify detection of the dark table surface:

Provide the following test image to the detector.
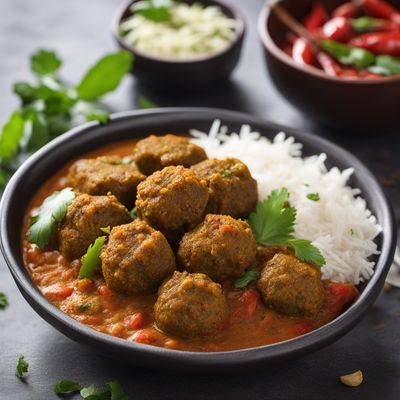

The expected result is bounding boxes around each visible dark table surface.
[1,0,400,398]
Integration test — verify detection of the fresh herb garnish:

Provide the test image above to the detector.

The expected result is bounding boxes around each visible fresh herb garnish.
[53,380,82,394]
[53,380,128,400]
[132,0,173,22]
[0,49,133,190]
[79,236,107,280]
[320,40,375,68]
[307,193,320,202]
[129,207,138,219]
[77,303,91,312]
[351,17,384,33]
[100,226,111,235]
[234,270,260,289]
[113,157,133,165]
[222,169,233,177]
[248,188,325,268]
[369,55,400,76]
[28,188,75,249]
[15,356,29,379]
[0,292,8,309]
[138,96,157,109]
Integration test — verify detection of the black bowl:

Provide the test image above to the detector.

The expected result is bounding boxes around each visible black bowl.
[112,0,245,90]
[0,108,396,372]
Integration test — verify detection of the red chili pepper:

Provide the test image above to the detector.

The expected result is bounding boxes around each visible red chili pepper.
[292,37,316,65]
[322,17,353,41]
[333,2,360,18]
[303,2,328,31]
[361,0,400,24]
[349,32,400,55]
[317,52,343,76]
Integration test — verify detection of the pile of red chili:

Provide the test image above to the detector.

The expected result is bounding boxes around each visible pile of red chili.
[282,0,400,78]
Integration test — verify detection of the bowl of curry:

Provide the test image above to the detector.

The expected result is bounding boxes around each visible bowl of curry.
[0,108,396,372]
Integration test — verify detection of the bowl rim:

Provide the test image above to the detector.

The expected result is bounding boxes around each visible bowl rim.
[0,107,397,368]
[111,0,246,64]
[258,0,400,85]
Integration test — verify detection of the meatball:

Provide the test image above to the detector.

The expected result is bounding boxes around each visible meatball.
[191,158,258,218]
[257,253,325,316]
[154,271,228,338]
[101,220,176,295]
[177,214,257,282]
[58,194,131,260]
[133,134,207,175]
[68,156,145,207]
[136,166,209,242]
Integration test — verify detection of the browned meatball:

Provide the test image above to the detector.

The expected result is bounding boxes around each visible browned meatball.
[58,194,131,260]
[177,214,257,282]
[101,220,175,295]
[133,134,207,175]
[191,158,258,218]
[136,166,209,242]
[68,156,145,207]
[257,253,325,316]
[154,271,228,338]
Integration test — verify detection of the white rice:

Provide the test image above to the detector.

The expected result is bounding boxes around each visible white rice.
[190,120,381,285]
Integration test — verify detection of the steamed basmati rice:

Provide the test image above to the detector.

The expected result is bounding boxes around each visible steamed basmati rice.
[190,120,381,285]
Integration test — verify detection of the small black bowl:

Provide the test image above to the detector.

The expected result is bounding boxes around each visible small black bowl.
[0,108,396,372]
[112,0,245,90]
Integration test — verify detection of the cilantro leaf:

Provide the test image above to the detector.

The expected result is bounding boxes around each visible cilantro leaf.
[132,0,173,22]
[75,101,110,124]
[129,207,137,219]
[13,82,37,104]
[100,226,111,235]
[0,111,26,162]
[306,193,320,202]
[15,356,29,379]
[28,188,75,249]
[0,292,9,309]
[248,188,296,245]
[287,239,326,268]
[108,381,129,400]
[53,379,82,394]
[31,49,62,76]
[234,270,260,289]
[138,96,157,109]
[80,384,111,399]
[79,236,107,279]
[25,110,49,152]
[76,51,133,101]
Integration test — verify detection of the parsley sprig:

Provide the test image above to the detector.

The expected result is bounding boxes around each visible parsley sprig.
[0,49,133,190]
[248,188,326,268]
[28,188,75,249]
[54,379,128,399]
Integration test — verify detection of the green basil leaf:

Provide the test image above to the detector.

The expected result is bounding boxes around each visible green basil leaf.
[53,379,82,394]
[76,51,133,101]
[31,49,62,76]
[320,40,376,68]
[0,111,26,162]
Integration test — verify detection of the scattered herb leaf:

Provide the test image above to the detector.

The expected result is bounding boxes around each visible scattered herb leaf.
[307,193,320,202]
[100,226,111,235]
[15,356,29,379]
[248,188,325,267]
[222,169,232,177]
[109,381,129,400]
[138,96,157,109]
[53,379,83,394]
[320,40,375,68]
[0,111,26,163]
[234,270,260,289]
[31,49,62,76]
[28,188,75,249]
[129,207,137,219]
[79,236,107,279]
[132,0,173,22]
[0,292,9,309]
[76,51,133,101]
[77,303,92,312]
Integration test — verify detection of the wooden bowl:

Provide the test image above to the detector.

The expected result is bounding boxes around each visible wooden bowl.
[258,0,400,133]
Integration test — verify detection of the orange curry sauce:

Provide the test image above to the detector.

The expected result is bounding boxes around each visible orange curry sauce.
[21,139,359,352]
